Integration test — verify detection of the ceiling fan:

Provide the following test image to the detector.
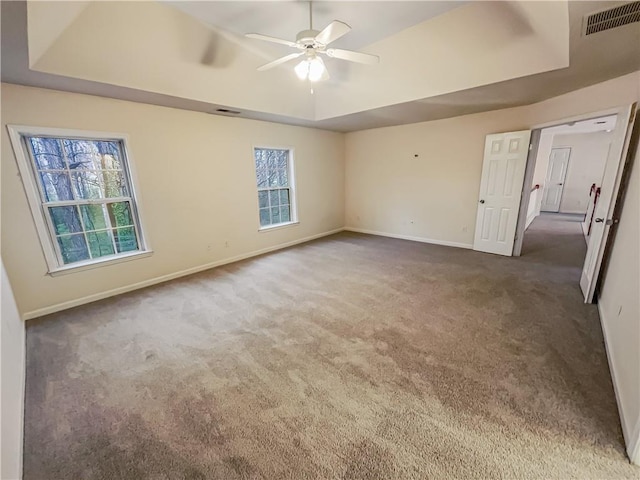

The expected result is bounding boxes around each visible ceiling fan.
[245,2,379,82]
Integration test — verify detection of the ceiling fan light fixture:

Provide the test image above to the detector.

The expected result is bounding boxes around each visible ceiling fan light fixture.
[294,59,310,80]
[246,1,379,81]
[308,56,326,82]
[295,56,326,82]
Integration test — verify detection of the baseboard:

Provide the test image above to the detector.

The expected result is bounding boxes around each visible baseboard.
[23,227,344,320]
[525,213,537,230]
[344,227,473,250]
[559,210,587,215]
[597,301,637,463]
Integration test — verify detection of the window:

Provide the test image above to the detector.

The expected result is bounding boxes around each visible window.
[254,147,297,229]
[8,126,150,274]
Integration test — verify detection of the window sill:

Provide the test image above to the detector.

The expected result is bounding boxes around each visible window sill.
[258,221,299,233]
[48,250,153,277]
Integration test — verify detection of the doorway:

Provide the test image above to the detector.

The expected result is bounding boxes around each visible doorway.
[523,115,616,269]
[510,104,638,303]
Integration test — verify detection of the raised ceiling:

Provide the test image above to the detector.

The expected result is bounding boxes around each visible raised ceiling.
[166,1,466,52]
[1,1,639,132]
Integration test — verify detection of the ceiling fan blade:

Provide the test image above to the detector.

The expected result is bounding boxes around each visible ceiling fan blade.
[257,52,304,71]
[325,48,379,65]
[246,33,298,48]
[314,20,351,45]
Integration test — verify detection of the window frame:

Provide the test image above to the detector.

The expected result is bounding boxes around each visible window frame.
[253,145,299,231]
[7,125,152,275]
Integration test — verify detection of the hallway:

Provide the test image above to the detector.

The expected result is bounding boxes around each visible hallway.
[521,212,588,268]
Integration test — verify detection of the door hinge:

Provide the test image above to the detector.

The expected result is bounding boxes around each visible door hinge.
[529,143,533,151]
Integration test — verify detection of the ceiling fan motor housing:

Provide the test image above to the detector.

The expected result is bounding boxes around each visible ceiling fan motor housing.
[296,29,321,46]
[248,19,379,73]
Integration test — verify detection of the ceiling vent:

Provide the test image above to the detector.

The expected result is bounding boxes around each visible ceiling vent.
[215,108,241,115]
[583,1,640,36]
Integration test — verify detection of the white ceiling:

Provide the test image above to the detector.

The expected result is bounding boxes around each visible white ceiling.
[1,1,639,132]
[166,1,465,51]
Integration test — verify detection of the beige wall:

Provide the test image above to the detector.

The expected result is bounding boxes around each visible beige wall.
[345,72,639,245]
[598,139,640,463]
[1,83,345,318]
[1,260,25,480]
[345,107,528,246]
[552,131,612,214]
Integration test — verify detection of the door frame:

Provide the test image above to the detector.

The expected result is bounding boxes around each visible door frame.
[512,105,632,257]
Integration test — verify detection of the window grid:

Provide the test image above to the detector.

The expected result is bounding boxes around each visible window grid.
[68,141,88,260]
[259,187,291,226]
[255,148,295,228]
[24,134,143,267]
[37,139,121,262]
[47,204,137,260]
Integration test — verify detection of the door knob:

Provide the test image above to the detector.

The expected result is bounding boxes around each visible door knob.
[595,218,617,226]
[558,183,563,185]
[479,200,485,204]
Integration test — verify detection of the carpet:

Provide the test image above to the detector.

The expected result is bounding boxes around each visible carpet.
[23,214,638,479]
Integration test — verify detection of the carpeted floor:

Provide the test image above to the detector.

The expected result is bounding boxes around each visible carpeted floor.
[24,214,638,479]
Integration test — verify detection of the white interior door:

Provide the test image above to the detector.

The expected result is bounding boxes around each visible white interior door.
[473,130,532,256]
[580,104,637,302]
[540,147,571,212]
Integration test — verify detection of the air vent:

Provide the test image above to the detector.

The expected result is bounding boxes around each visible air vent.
[215,108,241,115]
[583,1,640,36]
